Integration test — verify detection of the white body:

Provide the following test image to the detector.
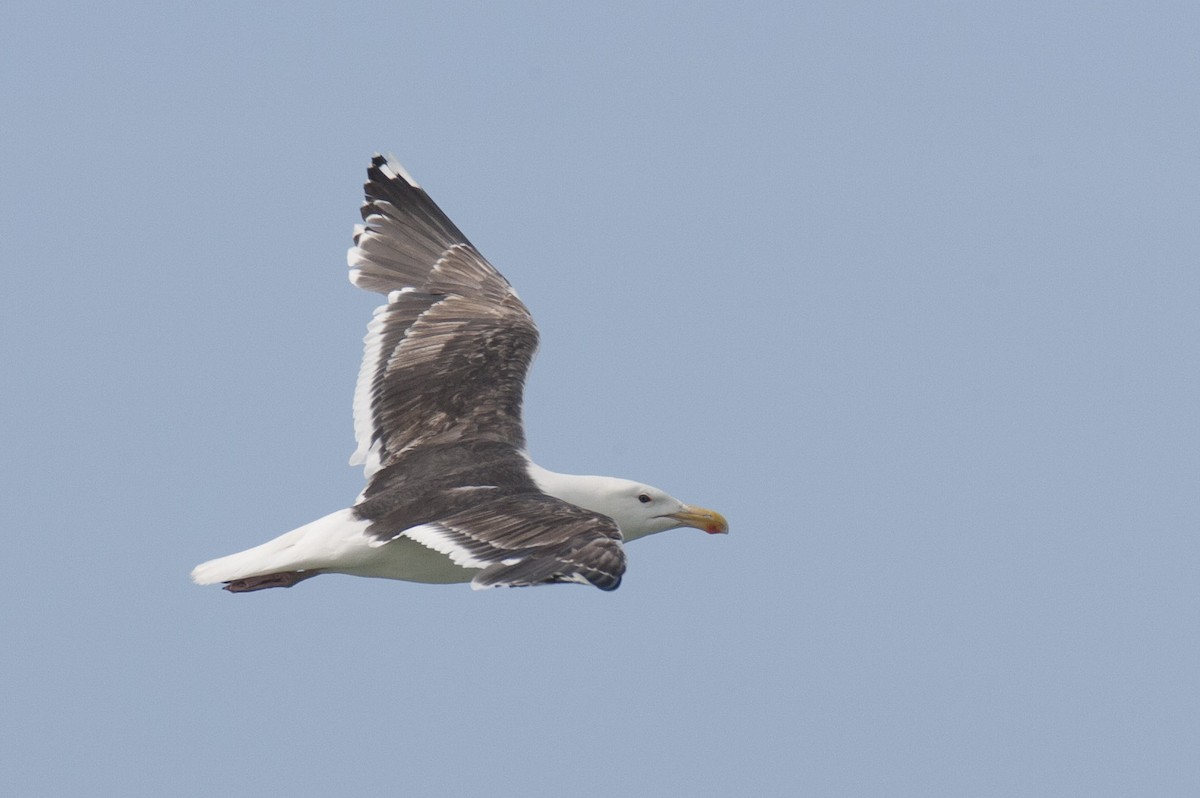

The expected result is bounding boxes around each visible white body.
[191,466,693,588]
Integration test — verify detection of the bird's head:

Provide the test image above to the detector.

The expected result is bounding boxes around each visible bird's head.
[588,479,729,542]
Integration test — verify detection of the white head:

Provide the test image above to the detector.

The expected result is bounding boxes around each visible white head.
[528,465,728,542]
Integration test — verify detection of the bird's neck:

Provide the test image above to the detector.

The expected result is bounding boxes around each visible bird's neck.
[524,461,609,511]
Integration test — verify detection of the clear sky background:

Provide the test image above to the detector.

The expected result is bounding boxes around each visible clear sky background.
[3,2,1198,796]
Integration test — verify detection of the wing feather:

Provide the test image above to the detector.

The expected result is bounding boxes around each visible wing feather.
[344,157,623,592]
[374,493,626,591]
[347,155,538,483]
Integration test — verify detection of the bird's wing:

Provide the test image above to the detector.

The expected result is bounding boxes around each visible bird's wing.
[370,493,627,591]
[347,155,539,482]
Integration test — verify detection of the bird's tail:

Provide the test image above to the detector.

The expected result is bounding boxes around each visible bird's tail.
[190,508,371,586]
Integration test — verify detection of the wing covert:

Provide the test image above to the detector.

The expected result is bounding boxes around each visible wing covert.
[371,493,627,591]
[346,156,539,482]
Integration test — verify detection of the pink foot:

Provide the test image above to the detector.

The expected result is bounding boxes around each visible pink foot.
[224,570,320,593]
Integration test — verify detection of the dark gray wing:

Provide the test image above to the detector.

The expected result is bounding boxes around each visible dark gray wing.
[347,155,539,483]
[370,493,627,591]
[345,156,625,592]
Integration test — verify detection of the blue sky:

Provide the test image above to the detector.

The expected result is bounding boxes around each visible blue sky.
[3,2,1199,795]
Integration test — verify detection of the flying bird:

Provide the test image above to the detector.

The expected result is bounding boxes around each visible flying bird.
[191,155,727,593]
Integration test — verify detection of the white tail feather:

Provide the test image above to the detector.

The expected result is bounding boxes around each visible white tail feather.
[190,509,372,585]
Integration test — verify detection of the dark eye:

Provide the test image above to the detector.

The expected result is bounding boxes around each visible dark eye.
[638,493,652,504]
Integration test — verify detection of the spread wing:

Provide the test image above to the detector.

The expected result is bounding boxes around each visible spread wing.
[344,156,628,592]
[370,493,627,591]
[347,155,539,484]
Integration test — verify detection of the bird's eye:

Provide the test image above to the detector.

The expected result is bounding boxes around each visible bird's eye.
[637,493,652,503]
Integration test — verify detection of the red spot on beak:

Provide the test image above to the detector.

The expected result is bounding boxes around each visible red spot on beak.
[671,506,728,535]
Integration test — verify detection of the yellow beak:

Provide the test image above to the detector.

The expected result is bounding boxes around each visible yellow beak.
[667,505,729,535]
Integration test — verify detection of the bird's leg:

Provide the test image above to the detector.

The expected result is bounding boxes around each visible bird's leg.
[223,570,322,593]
